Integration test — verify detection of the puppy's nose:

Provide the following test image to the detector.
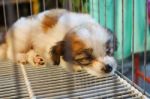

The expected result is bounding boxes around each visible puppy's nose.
[103,64,112,73]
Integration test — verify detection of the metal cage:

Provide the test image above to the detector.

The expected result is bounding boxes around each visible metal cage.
[0,0,150,98]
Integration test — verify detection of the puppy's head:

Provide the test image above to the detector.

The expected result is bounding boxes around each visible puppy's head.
[51,25,117,77]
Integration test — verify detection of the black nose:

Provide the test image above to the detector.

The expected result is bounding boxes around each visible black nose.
[103,64,112,73]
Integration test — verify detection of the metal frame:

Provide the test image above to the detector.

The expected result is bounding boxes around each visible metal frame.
[0,0,150,98]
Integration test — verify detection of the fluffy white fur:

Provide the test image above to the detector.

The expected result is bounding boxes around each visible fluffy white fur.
[0,9,117,77]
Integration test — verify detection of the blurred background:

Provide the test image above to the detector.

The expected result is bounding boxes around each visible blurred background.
[0,0,150,94]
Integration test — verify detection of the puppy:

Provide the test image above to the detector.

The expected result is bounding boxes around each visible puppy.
[0,9,117,77]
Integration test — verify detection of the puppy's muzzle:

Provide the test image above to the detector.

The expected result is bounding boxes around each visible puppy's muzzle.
[102,64,113,73]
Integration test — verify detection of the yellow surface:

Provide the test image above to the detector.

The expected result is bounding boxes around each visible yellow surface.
[33,0,40,14]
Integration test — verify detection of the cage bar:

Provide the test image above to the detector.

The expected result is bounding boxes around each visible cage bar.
[113,0,116,53]
[97,0,100,23]
[56,0,58,8]
[2,0,7,31]
[30,0,33,16]
[85,0,88,13]
[144,0,148,94]
[81,0,83,12]
[132,0,135,85]
[16,0,20,19]
[104,0,106,27]
[42,0,46,11]
[121,0,124,74]
[91,0,94,17]
[68,0,72,11]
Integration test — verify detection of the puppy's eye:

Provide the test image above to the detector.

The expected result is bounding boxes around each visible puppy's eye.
[74,48,94,65]
[74,48,94,60]
[74,53,86,60]
[77,59,91,65]
[84,48,93,55]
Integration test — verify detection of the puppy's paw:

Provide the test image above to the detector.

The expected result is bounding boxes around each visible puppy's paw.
[33,55,45,66]
[17,59,28,65]
[73,65,82,72]
[17,54,28,65]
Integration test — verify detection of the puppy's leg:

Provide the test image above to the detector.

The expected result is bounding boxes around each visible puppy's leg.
[27,50,45,66]
[6,31,31,64]
[7,51,28,65]
[0,43,7,60]
[16,53,28,64]
[6,44,29,64]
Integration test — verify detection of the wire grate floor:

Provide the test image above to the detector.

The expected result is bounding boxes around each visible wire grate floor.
[0,61,149,99]
[0,61,29,98]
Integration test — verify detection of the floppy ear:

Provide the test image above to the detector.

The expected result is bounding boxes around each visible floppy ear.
[106,29,118,55]
[51,41,65,65]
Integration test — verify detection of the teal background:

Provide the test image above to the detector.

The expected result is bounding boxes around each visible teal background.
[89,0,149,59]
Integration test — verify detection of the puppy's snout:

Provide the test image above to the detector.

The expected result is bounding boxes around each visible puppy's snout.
[103,64,112,73]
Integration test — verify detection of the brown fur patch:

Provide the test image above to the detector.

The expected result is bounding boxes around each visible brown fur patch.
[62,32,87,63]
[42,9,67,32]
[65,33,86,56]
[42,15,58,32]
[51,32,94,66]
[51,41,65,65]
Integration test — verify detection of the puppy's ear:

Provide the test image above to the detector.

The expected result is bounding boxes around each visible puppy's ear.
[106,29,118,55]
[51,41,65,65]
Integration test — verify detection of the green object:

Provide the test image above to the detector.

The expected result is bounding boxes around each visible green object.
[89,0,149,60]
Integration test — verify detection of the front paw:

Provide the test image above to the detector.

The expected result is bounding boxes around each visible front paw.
[17,54,28,65]
[33,55,45,66]
[17,59,28,65]
[73,65,82,72]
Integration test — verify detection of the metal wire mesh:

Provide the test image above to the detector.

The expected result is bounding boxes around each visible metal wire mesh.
[0,61,148,99]
[0,0,150,98]
[0,61,29,98]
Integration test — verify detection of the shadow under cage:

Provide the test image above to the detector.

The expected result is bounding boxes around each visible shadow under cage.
[0,0,150,98]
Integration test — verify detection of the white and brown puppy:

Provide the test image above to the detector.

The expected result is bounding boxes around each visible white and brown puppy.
[0,9,117,77]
